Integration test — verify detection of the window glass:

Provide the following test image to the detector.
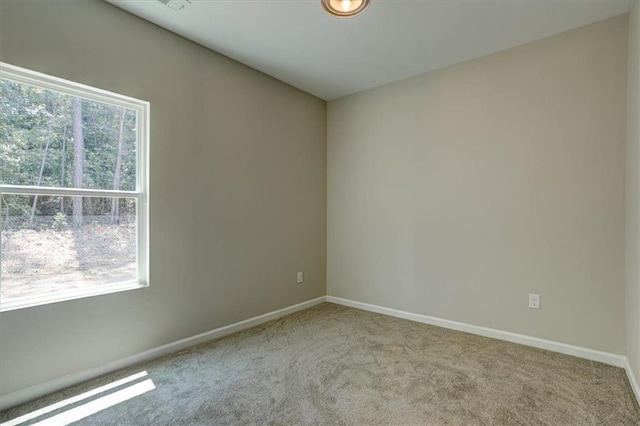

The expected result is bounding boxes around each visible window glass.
[0,63,149,311]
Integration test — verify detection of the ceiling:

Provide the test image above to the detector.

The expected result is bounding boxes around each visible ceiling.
[106,0,631,100]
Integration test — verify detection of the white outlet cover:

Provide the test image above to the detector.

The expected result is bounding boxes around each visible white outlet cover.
[297,272,304,284]
[529,294,541,309]
[162,0,191,12]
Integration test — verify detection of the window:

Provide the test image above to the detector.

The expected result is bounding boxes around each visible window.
[0,63,149,311]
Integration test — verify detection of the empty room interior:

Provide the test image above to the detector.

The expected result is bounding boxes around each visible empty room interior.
[2,0,640,424]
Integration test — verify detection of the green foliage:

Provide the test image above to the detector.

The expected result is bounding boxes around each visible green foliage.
[52,212,68,232]
[7,200,30,217]
[0,78,137,223]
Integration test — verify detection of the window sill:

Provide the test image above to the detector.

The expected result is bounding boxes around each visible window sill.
[0,281,149,312]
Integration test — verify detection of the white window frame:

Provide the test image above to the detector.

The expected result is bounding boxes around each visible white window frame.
[0,62,150,312]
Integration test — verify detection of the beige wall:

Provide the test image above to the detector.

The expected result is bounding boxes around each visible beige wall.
[627,0,640,382]
[328,15,628,353]
[0,0,632,406]
[0,0,326,398]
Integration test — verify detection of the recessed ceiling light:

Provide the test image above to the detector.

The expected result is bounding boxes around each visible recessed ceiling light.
[321,0,371,18]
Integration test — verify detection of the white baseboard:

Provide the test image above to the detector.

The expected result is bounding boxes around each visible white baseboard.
[326,296,627,368]
[0,296,326,412]
[328,297,640,406]
[329,294,638,407]
[624,358,640,406]
[4,295,638,412]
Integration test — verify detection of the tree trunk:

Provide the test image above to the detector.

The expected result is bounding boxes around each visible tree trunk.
[60,125,67,213]
[1,195,8,229]
[111,109,125,224]
[72,97,84,226]
[29,103,59,227]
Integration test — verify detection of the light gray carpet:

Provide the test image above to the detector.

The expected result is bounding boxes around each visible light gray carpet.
[2,303,639,425]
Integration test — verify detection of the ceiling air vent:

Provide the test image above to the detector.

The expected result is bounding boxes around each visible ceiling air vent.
[156,0,191,12]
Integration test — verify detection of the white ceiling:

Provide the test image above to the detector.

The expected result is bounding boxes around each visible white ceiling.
[106,0,631,100]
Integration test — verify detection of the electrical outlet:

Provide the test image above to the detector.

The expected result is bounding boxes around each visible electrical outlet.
[297,272,304,284]
[529,293,540,309]
[157,0,192,12]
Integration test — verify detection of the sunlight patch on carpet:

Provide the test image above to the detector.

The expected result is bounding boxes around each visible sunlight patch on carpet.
[2,371,154,426]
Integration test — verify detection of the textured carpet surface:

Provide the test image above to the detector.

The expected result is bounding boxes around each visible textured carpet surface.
[2,303,639,425]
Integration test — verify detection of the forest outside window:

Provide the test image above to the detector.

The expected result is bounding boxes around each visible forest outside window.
[0,63,149,311]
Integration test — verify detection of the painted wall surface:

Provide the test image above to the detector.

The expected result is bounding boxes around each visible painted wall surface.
[328,15,628,353]
[627,0,640,382]
[0,0,326,397]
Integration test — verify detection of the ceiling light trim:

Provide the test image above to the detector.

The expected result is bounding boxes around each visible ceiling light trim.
[321,0,371,18]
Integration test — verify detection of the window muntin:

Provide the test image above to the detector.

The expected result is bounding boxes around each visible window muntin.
[0,63,149,311]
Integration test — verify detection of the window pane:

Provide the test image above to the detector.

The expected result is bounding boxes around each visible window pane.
[1,194,137,301]
[0,79,137,191]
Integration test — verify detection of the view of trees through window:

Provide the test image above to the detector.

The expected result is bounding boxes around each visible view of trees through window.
[0,77,140,303]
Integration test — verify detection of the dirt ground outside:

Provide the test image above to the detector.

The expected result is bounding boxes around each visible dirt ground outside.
[1,220,136,300]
